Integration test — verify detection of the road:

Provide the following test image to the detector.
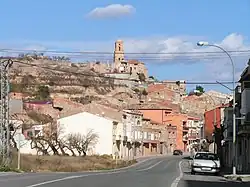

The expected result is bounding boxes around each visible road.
[0,156,249,187]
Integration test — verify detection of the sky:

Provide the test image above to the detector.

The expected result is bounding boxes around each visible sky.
[1,0,250,93]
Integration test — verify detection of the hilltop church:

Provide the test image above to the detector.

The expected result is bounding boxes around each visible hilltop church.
[113,40,148,79]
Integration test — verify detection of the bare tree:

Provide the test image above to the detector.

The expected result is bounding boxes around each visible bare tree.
[30,121,61,155]
[67,129,99,156]
[30,122,99,157]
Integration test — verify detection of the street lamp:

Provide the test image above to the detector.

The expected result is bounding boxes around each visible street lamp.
[197,41,236,175]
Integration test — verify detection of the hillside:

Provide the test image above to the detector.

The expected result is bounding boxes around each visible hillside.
[7,56,231,122]
[10,58,116,96]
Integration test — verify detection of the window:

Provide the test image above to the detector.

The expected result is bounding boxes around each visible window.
[194,153,219,160]
[147,133,151,140]
[118,46,121,51]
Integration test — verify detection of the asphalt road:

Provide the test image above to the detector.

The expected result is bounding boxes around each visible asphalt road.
[0,156,249,187]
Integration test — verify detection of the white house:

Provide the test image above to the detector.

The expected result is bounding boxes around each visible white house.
[19,111,125,156]
[58,112,115,156]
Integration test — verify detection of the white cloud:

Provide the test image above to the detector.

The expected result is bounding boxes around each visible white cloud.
[86,4,135,19]
[1,33,249,81]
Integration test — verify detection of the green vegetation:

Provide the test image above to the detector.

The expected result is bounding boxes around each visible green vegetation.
[35,85,50,100]
[0,166,22,173]
[195,85,205,93]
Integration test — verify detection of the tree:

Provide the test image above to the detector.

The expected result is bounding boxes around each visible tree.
[67,129,99,156]
[195,85,205,93]
[30,122,99,156]
[35,85,50,100]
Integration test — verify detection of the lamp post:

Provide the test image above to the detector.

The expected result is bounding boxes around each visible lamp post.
[197,41,236,175]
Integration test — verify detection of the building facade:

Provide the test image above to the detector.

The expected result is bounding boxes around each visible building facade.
[237,62,250,173]
[204,106,225,141]
[122,110,143,159]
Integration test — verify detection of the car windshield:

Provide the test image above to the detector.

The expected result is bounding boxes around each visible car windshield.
[194,153,219,160]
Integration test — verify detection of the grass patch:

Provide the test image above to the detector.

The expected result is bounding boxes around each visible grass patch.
[0,166,22,173]
[6,152,136,172]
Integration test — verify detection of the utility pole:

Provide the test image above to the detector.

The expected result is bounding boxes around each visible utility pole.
[0,58,13,166]
[132,115,136,160]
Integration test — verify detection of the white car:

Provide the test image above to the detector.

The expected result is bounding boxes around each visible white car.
[191,152,221,175]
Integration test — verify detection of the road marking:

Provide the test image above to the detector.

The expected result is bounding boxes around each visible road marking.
[26,158,166,187]
[0,158,164,182]
[170,160,183,187]
[26,158,167,187]
[137,160,164,172]
[26,170,127,187]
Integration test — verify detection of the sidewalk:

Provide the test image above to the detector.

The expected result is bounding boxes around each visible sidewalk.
[221,167,250,182]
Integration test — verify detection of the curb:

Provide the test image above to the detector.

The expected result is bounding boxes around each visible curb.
[224,175,250,182]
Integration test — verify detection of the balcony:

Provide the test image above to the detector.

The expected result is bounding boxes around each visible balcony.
[241,88,250,116]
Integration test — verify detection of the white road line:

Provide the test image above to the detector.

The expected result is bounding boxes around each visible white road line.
[137,160,164,172]
[26,158,166,187]
[26,170,126,187]
[170,161,183,187]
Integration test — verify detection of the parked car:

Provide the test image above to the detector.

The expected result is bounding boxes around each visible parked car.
[190,152,221,175]
[173,149,183,155]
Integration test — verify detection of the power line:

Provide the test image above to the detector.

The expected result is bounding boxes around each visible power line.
[1,48,250,55]
[5,58,236,85]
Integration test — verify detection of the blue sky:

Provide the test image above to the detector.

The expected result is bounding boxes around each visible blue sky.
[1,0,250,93]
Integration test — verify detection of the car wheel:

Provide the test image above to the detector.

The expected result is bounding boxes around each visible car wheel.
[191,170,195,175]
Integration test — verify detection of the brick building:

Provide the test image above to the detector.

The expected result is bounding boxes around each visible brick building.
[204,104,228,141]
[138,107,187,151]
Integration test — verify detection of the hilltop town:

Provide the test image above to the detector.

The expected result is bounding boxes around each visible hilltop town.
[5,39,232,171]
[2,2,250,186]
[9,40,231,121]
